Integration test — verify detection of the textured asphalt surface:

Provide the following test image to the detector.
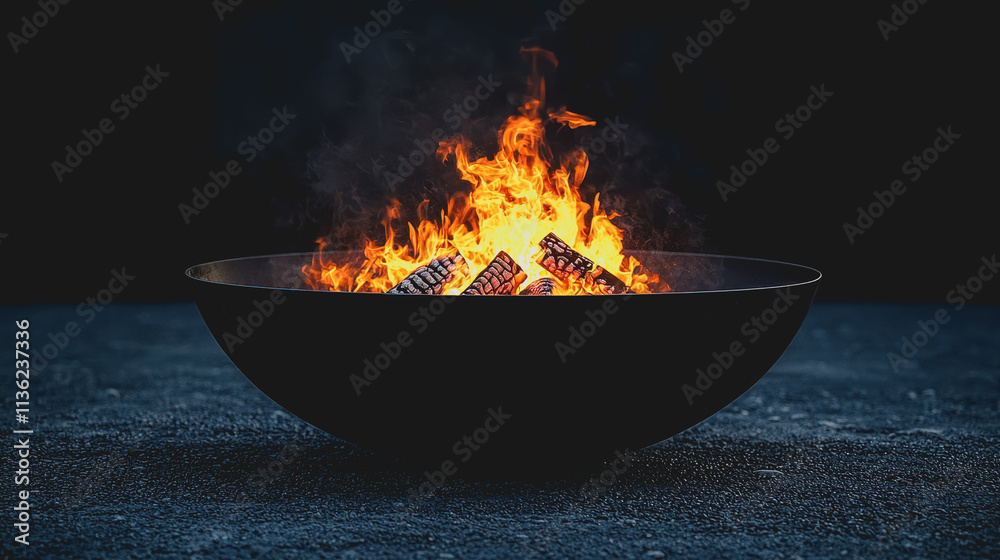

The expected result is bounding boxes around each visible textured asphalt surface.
[1,302,998,559]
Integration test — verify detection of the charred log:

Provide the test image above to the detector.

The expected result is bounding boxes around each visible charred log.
[537,232,629,293]
[519,277,556,296]
[462,251,527,295]
[536,232,594,281]
[586,266,629,294]
[387,254,469,294]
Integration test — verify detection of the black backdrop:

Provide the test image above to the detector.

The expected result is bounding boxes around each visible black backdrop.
[4,0,996,304]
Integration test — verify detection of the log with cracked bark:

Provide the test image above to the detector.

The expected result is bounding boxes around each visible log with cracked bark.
[519,277,556,295]
[462,251,527,295]
[536,232,628,293]
[536,232,594,281]
[387,254,469,294]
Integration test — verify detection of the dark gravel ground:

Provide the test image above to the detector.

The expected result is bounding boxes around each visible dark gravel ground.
[1,302,998,559]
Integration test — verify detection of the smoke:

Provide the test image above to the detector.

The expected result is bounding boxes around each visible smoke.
[300,21,706,264]
[584,128,707,254]
[303,28,517,250]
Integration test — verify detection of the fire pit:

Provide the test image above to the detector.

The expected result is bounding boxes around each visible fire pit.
[187,48,820,476]
[186,251,820,476]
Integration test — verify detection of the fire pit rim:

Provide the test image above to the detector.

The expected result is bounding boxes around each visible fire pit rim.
[185,251,821,295]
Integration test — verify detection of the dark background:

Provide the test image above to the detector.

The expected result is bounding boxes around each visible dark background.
[4,0,995,304]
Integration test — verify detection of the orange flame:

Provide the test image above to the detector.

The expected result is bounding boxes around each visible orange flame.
[304,48,661,295]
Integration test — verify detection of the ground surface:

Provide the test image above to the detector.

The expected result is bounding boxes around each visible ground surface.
[1,302,998,559]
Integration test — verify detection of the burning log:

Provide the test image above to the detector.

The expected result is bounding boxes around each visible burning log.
[462,251,527,295]
[519,277,556,296]
[586,266,629,295]
[536,233,594,281]
[387,254,469,295]
[536,232,628,293]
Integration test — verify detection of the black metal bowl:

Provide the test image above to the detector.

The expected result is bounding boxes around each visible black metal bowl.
[186,251,820,477]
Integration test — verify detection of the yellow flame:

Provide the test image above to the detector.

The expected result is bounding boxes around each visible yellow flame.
[304,49,660,295]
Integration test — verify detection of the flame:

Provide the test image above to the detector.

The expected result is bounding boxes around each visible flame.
[304,48,662,295]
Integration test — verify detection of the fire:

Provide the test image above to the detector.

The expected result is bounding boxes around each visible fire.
[304,48,661,295]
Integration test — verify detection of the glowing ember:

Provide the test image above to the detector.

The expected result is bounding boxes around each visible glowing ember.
[303,48,662,295]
